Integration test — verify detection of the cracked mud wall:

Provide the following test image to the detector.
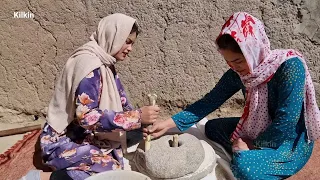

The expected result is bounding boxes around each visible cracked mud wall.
[0,0,319,123]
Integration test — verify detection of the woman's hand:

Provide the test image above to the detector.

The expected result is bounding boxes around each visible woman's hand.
[140,105,160,125]
[143,118,176,139]
[232,138,250,152]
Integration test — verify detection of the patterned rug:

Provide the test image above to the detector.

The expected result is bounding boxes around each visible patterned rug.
[0,130,51,180]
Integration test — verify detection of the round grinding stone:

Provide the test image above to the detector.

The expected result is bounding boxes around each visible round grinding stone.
[134,133,206,179]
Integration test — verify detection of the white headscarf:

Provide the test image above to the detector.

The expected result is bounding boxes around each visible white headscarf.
[47,13,136,133]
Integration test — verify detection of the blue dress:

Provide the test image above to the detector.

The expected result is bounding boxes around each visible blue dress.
[172,58,314,179]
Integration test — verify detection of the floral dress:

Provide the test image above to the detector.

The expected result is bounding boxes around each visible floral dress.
[40,67,141,180]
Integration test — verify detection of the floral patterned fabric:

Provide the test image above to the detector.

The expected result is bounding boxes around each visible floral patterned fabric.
[40,68,141,180]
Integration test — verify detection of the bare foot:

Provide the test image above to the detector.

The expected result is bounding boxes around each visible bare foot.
[40,172,52,180]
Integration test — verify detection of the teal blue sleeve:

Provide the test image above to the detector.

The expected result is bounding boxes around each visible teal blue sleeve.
[253,58,305,149]
[172,69,243,131]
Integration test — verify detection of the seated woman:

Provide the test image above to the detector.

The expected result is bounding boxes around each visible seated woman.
[22,13,160,180]
[146,12,320,179]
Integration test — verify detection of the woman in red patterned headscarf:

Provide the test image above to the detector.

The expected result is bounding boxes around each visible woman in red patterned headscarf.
[147,12,320,179]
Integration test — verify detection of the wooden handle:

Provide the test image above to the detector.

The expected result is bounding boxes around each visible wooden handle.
[148,94,157,106]
[172,134,179,147]
[0,124,42,137]
[145,93,158,151]
[145,135,151,151]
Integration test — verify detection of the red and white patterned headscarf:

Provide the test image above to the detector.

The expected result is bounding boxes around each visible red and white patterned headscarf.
[216,12,320,142]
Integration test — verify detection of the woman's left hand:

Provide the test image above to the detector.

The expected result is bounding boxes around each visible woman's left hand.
[232,138,250,152]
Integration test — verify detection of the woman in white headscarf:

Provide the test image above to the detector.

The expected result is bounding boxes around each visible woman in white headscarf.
[21,13,159,180]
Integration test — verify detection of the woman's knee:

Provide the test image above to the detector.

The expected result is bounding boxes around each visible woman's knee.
[205,121,214,139]
[231,157,255,179]
[231,152,268,180]
[205,120,222,141]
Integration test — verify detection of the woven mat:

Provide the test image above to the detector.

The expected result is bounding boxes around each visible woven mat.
[0,130,51,180]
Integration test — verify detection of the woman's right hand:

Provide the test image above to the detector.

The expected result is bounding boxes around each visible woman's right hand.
[232,138,250,152]
[140,105,160,125]
[143,118,176,139]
